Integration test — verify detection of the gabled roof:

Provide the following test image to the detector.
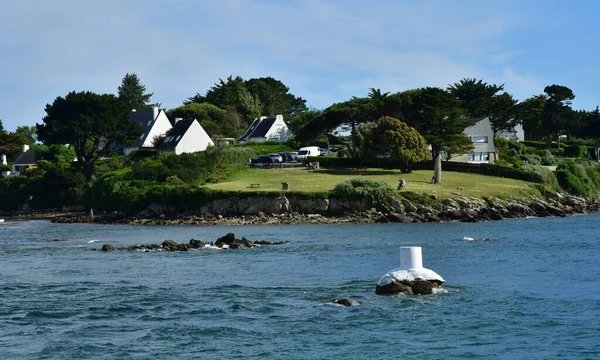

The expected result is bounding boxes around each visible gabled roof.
[130,109,159,147]
[14,149,36,165]
[158,119,195,150]
[238,117,276,142]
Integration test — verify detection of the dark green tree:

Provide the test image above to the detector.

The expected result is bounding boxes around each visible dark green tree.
[541,85,575,148]
[37,91,141,181]
[585,107,600,161]
[117,73,154,111]
[0,119,4,133]
[488,92,520,136]
[448,78,504,118]
[15,125,37,145]
[166,103,228,137]
[362,116,429,173]
[519,94,546,141]
[407,87,472,183]
[245,77,308,118]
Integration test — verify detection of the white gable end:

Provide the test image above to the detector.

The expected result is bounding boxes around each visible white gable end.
[264,115,292,142]
[143,110,172,147]
[174,120,215,155]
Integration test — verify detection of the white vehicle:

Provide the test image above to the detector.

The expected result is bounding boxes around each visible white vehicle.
[296,146,320,160]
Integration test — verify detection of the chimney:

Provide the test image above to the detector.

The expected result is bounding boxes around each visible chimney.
[152,106,159,120]
[131,109,137,112]
[175,117,183,125]
[1,154,6,165]
[22,144,29,153]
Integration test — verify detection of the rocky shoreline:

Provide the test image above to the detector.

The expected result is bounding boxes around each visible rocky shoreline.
[5,192,595,226]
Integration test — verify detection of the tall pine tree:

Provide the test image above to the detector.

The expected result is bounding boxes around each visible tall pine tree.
[117,73,154,111]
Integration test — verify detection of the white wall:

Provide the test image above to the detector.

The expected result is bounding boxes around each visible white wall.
[265,115,292,142]
[175,120,215,155]
[142,109,172,147]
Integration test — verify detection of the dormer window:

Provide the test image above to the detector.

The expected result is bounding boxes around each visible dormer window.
[471,136,488,143]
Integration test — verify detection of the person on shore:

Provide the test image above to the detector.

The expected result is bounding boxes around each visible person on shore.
[89,209,95,222]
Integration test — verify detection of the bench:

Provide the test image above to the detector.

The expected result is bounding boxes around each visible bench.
[250,183,261,188]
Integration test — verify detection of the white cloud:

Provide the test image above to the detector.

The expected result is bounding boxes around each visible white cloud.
[0,0,535,130]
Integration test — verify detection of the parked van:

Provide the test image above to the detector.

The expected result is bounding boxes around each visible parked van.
[296,146,320,160]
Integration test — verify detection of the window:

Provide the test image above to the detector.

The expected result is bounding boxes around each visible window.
[468,152,490,161]
[471,136,488,143]
[176,135,182,142]
[139,133,144,139]
[147,120,152,126]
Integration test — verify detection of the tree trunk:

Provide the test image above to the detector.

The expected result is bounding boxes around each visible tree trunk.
[433,153,442,183]
[595,145,599,162]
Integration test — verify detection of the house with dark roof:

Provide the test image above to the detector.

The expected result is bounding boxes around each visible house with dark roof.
[158,118,214,155]
[238,114,292,144]
[114,106,173,155]
[2,145,36,176]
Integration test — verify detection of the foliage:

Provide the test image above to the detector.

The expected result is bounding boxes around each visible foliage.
[519,94,547,141]
[37,91,142,181]
[0,131,29,159]
[233,142,293,156]
[563,144,588,158]
[34,144,76,168]
[488,92,520,135]
[14,125,37,145]
[331,178,394,203]
[93,156,129,177]
[361,116,429,172]
[117,73,154,111]
[541,85,575,146]
[399,191,442,209]
[447,78,504,118]
[555,160,596,198]
[166,103,227,137]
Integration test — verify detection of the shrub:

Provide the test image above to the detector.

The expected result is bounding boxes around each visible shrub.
[94,156,129,177]
[564,144,588,158]
[540,150,557,166]
[234,141,293,155]
[556,160,597,198]
[331,178,394,203]
[584,165,600,189]
[520,154,542,165]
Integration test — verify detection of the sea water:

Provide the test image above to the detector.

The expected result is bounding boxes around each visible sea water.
[0,216,599,359]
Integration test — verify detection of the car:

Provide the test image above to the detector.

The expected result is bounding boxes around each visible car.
[279,152,298,162]
[250,155,274,165]
[267,153,283,163]
[319,148,329,156]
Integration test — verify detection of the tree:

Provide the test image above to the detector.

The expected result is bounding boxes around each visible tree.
[0,119,4,133]
[166,103,228,137]
[15,125,37,145]
[519,94,547,141]
[541,85,575,148]
[448,78,504,118]
[488,93,520,136]
[406,87,472,183]
[585,107,600,161]
[245,77,308,118]
[37,91,141,181]
[117,73,154,111]
[322,97,377,158]
[362,116,429,172]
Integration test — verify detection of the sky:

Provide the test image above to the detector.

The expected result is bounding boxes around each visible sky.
[1,0,599,132]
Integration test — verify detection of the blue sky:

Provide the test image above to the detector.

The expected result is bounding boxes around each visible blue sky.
[1,0,598,131]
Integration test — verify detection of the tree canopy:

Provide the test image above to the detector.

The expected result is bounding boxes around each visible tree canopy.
[118,73,154,111]
[362,116,429,172]
[15,125,37,145]
[37,91,141,181]
[448,78,504,118]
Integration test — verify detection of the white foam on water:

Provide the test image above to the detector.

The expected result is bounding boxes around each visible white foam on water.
[203,244,223,250]
[463,236,475,241]
[87,240,99,243]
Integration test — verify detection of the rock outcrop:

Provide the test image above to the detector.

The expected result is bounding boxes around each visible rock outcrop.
[99,233,287,252]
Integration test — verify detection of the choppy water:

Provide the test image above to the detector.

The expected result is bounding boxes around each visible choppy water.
[0,216,599,359]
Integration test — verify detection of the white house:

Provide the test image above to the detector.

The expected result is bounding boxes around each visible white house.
[158,118,214,155]
[495,122,525,141]
[237,114,292,143]
[3,145,36,176]
[118,106,173,155]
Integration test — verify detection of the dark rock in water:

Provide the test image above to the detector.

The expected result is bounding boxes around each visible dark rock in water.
[101,244,115,252]
[162,240,178,249]
[253,240,288,245]
[215,233,236,247]
[386,213,414,223]
[376,280,441,295]
[375,215,390,224]
[51,238,68,242]
[188,239,205,248]
[334,298,360,307]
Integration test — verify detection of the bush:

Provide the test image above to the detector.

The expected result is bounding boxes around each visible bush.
[584,165,600,189]
[556,160,597,198]
[540,150,557,166]
[331,178,394,203]
[94,156,129,177]
[520,154,542,165]
[564,144,588,159]
[234,141,293,155]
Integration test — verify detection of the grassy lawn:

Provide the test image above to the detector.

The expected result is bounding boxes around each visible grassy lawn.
[204,167,538,199]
